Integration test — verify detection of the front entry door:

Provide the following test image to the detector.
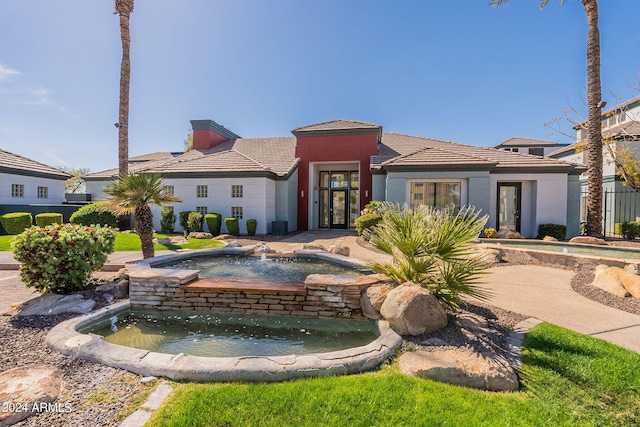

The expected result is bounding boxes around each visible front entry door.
[497,182,521,232]
[330,190,348,229]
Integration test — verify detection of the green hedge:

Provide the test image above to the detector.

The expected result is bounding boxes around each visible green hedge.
[35,213,63,227]
[205,212,222,235]
[12,223,116,293]
[0,212,33,235]
[537,223,567,241]
[179,211,192,235]
[246,219,257,236]
[69,202,118,228]
[225,217,239,236]
[354,213,382,239]
[160,208,176,234]
[620,221,640,240]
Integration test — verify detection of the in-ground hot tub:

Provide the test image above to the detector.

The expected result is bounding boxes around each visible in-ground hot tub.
[46,246,401,382]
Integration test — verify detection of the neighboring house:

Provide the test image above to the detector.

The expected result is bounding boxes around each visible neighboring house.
[85,119,585,238]
[548,96,640,235]
[0,149,70,207]
[495,137,569,157]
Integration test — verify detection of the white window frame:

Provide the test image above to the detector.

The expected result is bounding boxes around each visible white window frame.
[37,186,48,199]
[231,185,243,198]
[406,179,467,210]
[196,185,208,198]
[164,185,175,196]
[196,206,208,215]
[11,184,24,198]
[231,206,243,219]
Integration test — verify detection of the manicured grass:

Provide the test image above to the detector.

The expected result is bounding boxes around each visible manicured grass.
[0,233,225,252]
[146,323,640,427]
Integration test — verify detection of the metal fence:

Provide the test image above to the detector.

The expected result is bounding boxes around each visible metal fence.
[582,188,640,237]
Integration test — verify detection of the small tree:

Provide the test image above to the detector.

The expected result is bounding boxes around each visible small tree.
[366,203,490,309]
[187,212,204,233]
[103,173,181,259]
[160,207,176,234]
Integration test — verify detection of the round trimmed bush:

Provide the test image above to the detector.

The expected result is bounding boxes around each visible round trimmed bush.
[12,223,116,294]
[36,213,63,227]
[225,217,239,236]
[205,212,222,235]
[0,212,33,235]
[69,202,118,228]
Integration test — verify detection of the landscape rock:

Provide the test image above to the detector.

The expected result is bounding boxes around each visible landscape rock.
[380,282,448,335]
[568,236,607,245]
[456,313,490,331]
[360,284,394,320]
[226,241,242,248]
[477,247,502,264]
[153,236,188,246]
[495,229,525,239]
[0,365,62,426]
[591,266,630,298]
[542,235,558,242]
[255,243,276,254]
[187,232,213,239]
[303,244,326,251]
[398,349,519,391]
[617,268,640,298]
[330,246,350,257]
[15,294,96,316]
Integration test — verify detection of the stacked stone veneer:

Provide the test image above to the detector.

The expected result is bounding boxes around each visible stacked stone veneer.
[128,249,389,319]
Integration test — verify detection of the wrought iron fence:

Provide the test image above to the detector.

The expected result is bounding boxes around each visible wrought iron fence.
[582,188,640,237]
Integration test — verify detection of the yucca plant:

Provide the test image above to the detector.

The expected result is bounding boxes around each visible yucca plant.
[365,203,491,309]
[102,173,181,259]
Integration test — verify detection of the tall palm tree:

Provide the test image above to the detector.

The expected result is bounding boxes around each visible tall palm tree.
[103,173,181,259]
[115,0,134,177]
[492,0,604,237]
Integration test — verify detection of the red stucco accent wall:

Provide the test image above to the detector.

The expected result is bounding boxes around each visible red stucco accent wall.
[193,129,229,150]
[295,134,379,230]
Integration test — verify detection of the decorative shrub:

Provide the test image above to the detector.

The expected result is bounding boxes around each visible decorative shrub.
[620,221,640,240]
[205,212,222,235]
[179,211,192,235]
[246,219,257,236]
[354,213,382,238]
[160,208,176,234]
[0,212,33,235]
[360,200,385,216]
[225,217,239,236]
[12,223,116,294]
[537,223,567,241]
[482,228,497,238]
[69,202,118,228]
[35,213,63,227]
[187,212,204,233]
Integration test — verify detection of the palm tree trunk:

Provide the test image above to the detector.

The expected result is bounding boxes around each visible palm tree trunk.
[583,0,604,237]
[116,0,134,177]
[135,205,155,259]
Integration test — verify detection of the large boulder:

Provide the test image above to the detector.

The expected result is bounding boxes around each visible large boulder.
[379,282,447,335]
[495,229,525,239]
[360,284,394,320]
[398,349,519,392]
[0,365,62,426]
[542,235,558,242]
[187,232,213,239]
[591,265,630,298]
[568,236,607,245]
[15,294,96,316]
[330,246,350,257]
[153,236,188,246]
[617,268,640,298]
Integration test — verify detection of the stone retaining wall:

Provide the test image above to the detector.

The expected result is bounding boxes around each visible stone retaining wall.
[129,268,388,319]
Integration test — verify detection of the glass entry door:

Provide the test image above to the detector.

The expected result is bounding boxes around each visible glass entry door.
[318,170,358,229]
[497,182,521,231]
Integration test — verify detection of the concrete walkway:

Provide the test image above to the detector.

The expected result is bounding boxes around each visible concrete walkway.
[2,230,640,353]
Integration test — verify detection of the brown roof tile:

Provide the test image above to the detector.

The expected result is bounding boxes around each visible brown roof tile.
[496,137,568,148]
[292,120,381,132]
[0,149,70,179]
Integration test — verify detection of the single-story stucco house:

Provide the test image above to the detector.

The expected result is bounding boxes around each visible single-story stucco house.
[85,119,585,238]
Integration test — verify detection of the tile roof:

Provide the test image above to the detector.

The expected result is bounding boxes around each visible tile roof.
[549,121,640,158]
[0,149,70,180]
[292,120,381,133]
[496,137,567,148]
[374,133,583,173]
[129,152,181,163]
[85,137,298,180]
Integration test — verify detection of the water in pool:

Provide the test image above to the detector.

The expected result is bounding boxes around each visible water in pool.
[162,255,363,281]
[81,310,380,357]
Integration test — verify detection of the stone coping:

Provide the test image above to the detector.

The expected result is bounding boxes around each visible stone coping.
[46,301,402,382]
[179,278,307,294]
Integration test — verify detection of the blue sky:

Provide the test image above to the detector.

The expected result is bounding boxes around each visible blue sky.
[1,0,640,173]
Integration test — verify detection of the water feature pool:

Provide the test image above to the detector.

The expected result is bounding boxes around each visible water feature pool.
[158,254,365,281]
[483,239,640,260]
[79,309,380,357]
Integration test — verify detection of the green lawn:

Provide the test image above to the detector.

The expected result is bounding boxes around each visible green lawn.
[0,233,225,252]
[146,323,640,427]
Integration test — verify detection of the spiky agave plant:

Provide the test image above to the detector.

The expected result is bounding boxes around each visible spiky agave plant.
[102,173,181,259]
[365,203,491,309]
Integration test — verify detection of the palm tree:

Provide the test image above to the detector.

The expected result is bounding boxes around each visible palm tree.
[492,0,604,237]
[115,0,134,177]
[366,204,491,309]
[103,173,181,259]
